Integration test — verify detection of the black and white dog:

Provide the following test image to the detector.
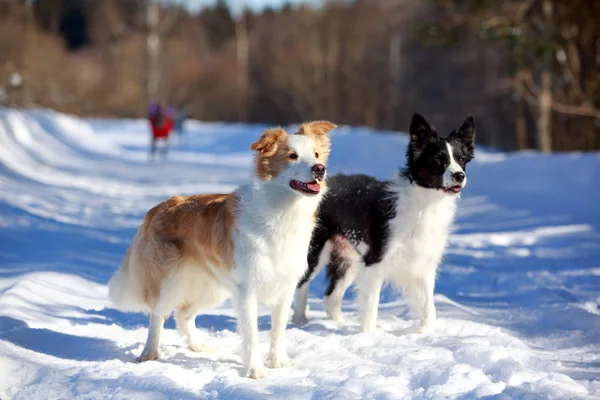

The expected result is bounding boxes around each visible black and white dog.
[292,113,475,333]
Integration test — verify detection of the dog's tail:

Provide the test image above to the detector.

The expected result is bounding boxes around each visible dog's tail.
[108,231,149,313]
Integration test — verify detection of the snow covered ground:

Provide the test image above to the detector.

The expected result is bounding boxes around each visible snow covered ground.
[0,108,599,399]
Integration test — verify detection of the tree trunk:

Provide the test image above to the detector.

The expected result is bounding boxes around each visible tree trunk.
[236,13,248,122]
[537,72,553,153]
[146,0,160,104]
[388,31,402,130]
[12,1,33,107]
[515,94,528,150]
[537,0,553,153]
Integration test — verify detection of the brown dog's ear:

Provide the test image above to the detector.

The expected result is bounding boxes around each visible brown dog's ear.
[297,121,337,163]
[298,121,338,138]
[250,128,288,156]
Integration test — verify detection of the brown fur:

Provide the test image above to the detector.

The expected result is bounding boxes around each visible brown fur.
[112,122,339,372]
[119,121,335,310]
[251,128,290,181]
[125,193,239,307]
[251,122,337,182]
[297,121,337,164]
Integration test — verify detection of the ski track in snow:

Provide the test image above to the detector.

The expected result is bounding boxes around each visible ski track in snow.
[0,108,599,399]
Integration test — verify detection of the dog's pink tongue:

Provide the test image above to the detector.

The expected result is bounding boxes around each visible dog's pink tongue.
[307,182,320,192]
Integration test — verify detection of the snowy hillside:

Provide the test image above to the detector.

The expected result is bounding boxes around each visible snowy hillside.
[0,108,599,399]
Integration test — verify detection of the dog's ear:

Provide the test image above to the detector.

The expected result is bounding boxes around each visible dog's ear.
[298,121,338,138]
[251,128,288,156]
[409,113,436,159]
[451,116,475,155]
[455,116,475,142]
[298,120,337,163]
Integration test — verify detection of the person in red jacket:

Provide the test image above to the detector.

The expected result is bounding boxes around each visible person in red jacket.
[148,102,174,161]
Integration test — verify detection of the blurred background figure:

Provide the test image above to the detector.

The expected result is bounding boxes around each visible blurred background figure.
[147,101,173,161]
[174,106,189,145]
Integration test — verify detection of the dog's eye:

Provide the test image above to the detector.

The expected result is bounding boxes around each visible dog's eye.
[288,153,298,160]
[314,152,319,158]
[455,154,464,162]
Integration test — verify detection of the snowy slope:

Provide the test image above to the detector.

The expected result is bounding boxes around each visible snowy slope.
[0,108,599,399]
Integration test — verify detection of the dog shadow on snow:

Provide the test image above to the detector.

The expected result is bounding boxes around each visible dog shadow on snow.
[93,306,273,333]
[0,311,256,368]
[0,265,500,367]
[90,270,363,337]
[0,315,125,362]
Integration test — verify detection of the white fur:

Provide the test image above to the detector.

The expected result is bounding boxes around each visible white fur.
[443,142,466,188]
[122,259,230,363]
[324,248,360,323]
[217,134,324,377]
[108,233,151,313]
[292,241,333,325]
[231,179,322,377]
[285,135,322,182]
[107,268,149,313]
[136,313,164,362]
[356,241,369,255]
[359,175,458,332]
[307,173,460,333]
[110,133,326,378]
[290,135,468,332]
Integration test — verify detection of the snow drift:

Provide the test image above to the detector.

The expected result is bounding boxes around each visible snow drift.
[0,108,599,399]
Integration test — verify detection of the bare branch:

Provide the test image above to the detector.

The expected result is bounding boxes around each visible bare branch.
[516,74,600,118]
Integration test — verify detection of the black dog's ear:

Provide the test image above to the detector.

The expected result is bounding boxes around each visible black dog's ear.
[409,113,437,159]
[457,116,475,141]
[451,116,476,154]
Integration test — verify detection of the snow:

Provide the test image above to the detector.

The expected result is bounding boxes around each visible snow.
[1,107,599,399]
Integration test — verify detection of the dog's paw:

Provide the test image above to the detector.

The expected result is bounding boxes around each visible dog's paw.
[270,353,292,369]
[291,312,308,325]
[324,299,345,322]
[246,364,269,379]
[136,350,159,363]
[189,341,216,353]
[327,312,345,323]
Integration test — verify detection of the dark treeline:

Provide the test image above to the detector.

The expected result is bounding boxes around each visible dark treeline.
[1,0,598,152]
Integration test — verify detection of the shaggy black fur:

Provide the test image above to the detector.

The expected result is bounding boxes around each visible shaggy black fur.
[297,113,475,295]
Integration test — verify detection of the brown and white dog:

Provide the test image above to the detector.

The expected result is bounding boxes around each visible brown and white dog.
[108,121,337,378]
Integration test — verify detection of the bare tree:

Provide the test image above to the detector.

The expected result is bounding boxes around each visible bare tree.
[145,0,182,107]
[235,1,248,122]
[536,0,553,153]
[424,0,600,152]
[145,0,160,104]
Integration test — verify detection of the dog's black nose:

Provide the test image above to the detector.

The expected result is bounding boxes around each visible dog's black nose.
[452,172,465,183]
[312,163,326,180]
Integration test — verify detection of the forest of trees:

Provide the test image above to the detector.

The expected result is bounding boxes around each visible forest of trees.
[0,0,598,152]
